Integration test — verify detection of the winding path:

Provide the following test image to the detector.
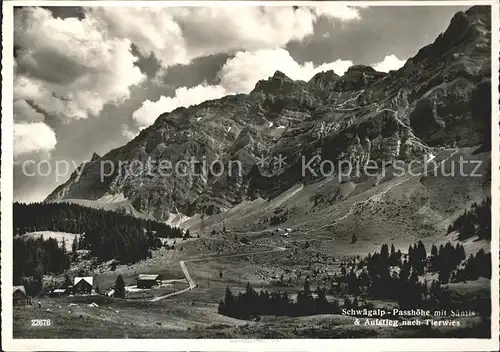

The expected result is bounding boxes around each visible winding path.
[303,148,458,235]
[150,260,195,301]
[150,149,458,301]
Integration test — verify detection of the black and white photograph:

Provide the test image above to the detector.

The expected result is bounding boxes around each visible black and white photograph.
[2,1,499,350]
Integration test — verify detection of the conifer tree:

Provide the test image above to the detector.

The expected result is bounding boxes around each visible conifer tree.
[381,244,389,264]
[389,244,396,265]
[223,286,234,314]
[431,244,438,258]
[114,275,126,298]
[72,236,78,253]
[64,273,72,287]
[351,233,357,244]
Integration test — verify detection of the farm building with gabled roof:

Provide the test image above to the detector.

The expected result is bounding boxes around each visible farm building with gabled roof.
[137,274,160,288]
[73,277,94,294]
[51,288,67,296]
[13,286,30,306]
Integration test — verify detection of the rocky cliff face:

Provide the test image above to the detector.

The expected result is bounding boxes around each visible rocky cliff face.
[45,6,492,221]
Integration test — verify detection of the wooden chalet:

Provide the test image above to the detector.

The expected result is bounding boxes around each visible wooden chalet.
[137,274,160,289]
[73,277,94,294]
[13,286,30,306]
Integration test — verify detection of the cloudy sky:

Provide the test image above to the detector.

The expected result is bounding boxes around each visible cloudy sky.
[12,4,468,203]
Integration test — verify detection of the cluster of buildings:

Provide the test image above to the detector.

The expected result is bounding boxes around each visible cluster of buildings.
[13,277,95,306]
[13,274,162,306]
[50,277,95,296]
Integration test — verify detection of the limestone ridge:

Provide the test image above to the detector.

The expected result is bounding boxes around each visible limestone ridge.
[45,6,492,221]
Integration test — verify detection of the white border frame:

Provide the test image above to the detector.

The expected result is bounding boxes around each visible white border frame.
[2,1,499,351]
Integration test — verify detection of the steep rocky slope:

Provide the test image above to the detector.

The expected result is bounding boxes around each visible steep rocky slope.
[45,6,492,224]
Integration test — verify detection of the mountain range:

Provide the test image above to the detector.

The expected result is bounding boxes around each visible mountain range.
[45,6,492,240]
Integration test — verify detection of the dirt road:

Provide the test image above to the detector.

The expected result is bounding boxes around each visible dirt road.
[150,247,287,301]
[302,148,457,234]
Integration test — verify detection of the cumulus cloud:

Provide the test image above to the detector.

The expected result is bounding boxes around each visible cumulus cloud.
[121,124,140,141]
[312,5,364,21]
[132,84,227,128]
[13,6,362,153]
[372,54,406,72]
[120,124,148,141]
[14,7,145,122]
[132,48,353,128]
[219,48,352,93]
[14,122,57,160]
[89,6,362,67]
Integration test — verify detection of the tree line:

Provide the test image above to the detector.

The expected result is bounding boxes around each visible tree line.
[428,242,466,282]
[14,202,184,239]
[217,235,491,320]
[13,236,71,295]
[451,248,491,282]
[218,281,348,319]
[334,240,490,312]
[14,202,187,263]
